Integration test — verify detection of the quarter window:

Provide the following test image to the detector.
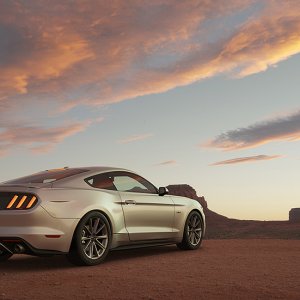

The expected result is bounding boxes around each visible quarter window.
[85,173,116,191]
[85,171,157,194]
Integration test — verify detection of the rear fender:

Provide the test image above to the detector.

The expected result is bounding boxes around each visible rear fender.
[38,188,126,236]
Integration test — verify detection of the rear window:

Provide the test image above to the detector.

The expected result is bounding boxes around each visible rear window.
[4,168,89,184]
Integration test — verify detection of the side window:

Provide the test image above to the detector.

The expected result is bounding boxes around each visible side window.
[113,172,157,194]
[85,173,117,191]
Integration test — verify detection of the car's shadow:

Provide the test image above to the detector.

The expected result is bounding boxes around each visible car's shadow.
[0,245,179,272]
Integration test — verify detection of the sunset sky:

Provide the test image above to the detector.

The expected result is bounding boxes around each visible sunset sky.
[1,0,300,220]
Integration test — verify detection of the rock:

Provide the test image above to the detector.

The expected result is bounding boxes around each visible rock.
[166,184,207,208]
[289,208,300,222]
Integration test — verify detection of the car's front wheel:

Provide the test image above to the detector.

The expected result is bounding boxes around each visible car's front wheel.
[67,211,111,266]
[0,250,13,262]
[177,210,203,250]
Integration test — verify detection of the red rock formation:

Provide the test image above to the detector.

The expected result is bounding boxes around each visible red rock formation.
[289,208,300,222]
[167,184,207,208]
[166,184,300,239]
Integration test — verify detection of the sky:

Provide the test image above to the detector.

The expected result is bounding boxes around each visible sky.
[1,0,300,220]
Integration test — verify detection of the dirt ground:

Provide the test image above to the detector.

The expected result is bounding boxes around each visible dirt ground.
[1,239,300,300]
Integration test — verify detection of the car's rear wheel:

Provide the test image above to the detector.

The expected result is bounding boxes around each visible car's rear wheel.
[67,211,111,266]
[177,210,203,250]
[0,250,13,262]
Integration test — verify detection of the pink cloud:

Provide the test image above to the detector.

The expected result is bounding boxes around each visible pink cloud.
[156,160,177,166]
[0,120,97,157]
[210,155,282,166]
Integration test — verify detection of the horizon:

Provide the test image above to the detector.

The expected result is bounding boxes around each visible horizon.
[1,0,300,221]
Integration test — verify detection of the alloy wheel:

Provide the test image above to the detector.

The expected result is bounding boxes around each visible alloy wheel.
[81,217,108,260]
[187,214,202,246]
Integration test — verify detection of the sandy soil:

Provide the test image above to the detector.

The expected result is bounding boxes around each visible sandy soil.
[1,239,300,300]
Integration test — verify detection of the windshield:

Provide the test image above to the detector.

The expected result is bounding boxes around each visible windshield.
[3,168,89,184]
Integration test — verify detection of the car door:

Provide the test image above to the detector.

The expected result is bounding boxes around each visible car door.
[112,171,175,241]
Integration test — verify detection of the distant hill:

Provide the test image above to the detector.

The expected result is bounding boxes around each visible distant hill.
[167,184,300,239]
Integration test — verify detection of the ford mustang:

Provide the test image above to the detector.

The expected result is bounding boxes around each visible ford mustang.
[0,167,205,266]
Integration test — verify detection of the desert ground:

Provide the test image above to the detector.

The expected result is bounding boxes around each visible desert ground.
[1,239,300,300]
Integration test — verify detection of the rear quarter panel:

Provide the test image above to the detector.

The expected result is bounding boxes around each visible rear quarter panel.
[38,188,127,236]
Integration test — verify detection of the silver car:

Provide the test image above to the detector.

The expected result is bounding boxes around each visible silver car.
[0,167,205,266]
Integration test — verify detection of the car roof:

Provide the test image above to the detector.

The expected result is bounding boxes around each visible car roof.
[1,166,134,186]
[52,166,134,180]
[73,166,130,172]
[49,166,138,188]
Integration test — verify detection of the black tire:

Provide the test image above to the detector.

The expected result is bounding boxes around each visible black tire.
[177,210,203,250]
[67,211,111,266]
[0,250,13,262]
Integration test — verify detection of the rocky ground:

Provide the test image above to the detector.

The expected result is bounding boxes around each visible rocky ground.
[1,239,300,300]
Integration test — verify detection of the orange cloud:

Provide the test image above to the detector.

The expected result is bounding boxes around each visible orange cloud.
[0,0,252,109]
[217,1,300,77]
[204,110,300,151]
[0,28,93,98]
[210,155,282,166]
[117,134,153,144]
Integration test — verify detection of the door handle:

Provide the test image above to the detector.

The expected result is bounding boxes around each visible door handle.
[124,200,136,205]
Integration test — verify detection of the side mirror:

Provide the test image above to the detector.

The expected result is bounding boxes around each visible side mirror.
[158,187,169,196]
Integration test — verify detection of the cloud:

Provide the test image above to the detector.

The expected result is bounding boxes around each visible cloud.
[117,133,153,144]
[156,160,177,166]
[210,155,282,166]
[0,120,96,157]
[1,1,300,155]
[0,23,94,98]
[215,1,300,77]
[205,110,300,151]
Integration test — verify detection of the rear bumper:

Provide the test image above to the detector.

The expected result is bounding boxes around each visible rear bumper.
[0,237,67,255]
[0,206,79,253]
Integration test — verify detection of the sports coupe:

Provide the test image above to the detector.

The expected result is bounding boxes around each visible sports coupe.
[0,167,205,266]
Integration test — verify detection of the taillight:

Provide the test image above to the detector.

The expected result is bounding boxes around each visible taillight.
[0,193,38,210]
